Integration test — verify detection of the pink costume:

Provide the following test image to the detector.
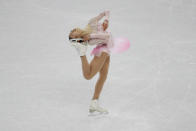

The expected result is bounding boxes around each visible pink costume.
[87,11,114,56]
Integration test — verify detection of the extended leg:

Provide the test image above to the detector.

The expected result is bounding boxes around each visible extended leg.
[92,56,110,99]
[89,56,110,114]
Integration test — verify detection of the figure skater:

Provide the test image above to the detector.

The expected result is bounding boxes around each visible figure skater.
[68,11,113,114]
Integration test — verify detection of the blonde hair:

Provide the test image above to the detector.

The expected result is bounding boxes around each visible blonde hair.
[69,25,92,39]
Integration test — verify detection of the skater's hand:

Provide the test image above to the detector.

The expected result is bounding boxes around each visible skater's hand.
[102,19,109,31]
[104,10,110,23]
[104,10,110,16]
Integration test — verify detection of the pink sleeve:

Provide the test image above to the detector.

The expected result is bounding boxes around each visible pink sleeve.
[90,33,110,40]
[105,11,110,21]
[88,12,105,24]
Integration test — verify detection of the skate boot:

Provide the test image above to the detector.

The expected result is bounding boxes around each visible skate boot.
[70,38,88,56]
[89,99,108,114]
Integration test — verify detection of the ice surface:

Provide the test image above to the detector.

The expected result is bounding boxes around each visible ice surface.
[0,0,196,131]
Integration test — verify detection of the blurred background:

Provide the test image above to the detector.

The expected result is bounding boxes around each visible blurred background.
[0,0,196,131]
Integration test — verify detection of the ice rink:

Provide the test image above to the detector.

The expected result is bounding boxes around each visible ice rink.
[0,0,196,131]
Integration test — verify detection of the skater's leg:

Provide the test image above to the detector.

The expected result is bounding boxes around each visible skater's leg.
[80,52,109,80]
[92,56,110,100]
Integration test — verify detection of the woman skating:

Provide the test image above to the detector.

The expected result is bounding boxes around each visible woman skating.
[68,11,113,114]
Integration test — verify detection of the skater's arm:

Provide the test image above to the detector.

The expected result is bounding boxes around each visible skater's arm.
[88,11,107,24]
[90,33,110,40]
[87,33,110,45]
[105,11,110,21]
[88,39,109,46]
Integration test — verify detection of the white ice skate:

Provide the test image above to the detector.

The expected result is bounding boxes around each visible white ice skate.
[89,99,108,115]
[70,38,88,56]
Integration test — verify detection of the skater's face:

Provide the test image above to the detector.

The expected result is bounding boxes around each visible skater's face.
[102,19,108,31]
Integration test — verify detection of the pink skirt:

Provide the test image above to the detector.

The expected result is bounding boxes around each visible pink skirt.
[90,32,114,57]
[90,44,110,56]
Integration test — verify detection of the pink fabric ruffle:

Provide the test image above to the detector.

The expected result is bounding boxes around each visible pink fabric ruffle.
[90,44,110,56]
[90,32,114,56]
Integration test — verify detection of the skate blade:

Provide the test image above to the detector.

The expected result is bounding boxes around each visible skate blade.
[88,110,109,117]
[89,109,96,113]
